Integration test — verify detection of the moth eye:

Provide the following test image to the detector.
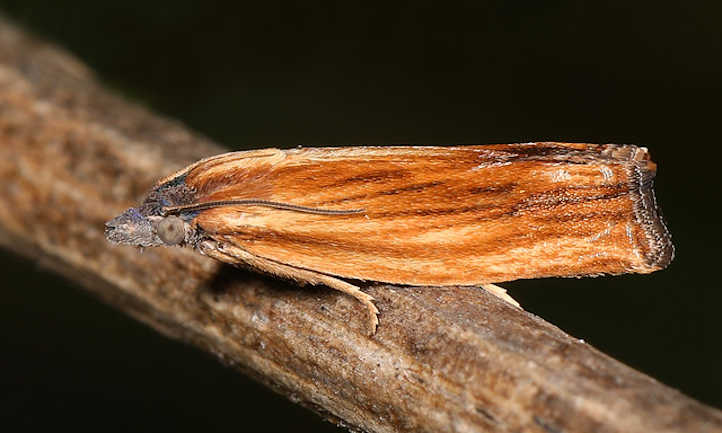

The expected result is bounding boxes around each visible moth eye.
[157,215,185,245]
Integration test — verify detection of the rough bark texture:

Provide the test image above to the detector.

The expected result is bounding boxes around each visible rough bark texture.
[0,16,720,433]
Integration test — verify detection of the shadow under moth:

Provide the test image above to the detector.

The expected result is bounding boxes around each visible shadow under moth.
[105,143,674,334]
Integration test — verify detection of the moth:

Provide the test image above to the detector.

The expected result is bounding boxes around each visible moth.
[105,143,674,334]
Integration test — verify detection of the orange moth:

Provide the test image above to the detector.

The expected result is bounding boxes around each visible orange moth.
[105,143,674,334]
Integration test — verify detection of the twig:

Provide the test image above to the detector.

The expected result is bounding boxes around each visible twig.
[0,16,720,433]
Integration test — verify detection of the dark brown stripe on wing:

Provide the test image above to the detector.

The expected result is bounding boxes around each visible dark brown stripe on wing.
[317,181,517,206]
[467,184,517,195]
[362,184,630,219]
[533,210,630,224]
[372,203,499,218]
[322,169,409,188]
[316,181,446,205]
[512,183,629,214]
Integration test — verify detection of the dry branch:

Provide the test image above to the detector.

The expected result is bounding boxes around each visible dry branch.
[0,16,720,433]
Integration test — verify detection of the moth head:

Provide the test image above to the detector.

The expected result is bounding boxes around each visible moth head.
[105,207,189,247]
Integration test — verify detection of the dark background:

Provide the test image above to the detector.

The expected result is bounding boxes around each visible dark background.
[0,1,720,432]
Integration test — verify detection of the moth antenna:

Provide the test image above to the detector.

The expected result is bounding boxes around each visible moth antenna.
[161,199,365,216]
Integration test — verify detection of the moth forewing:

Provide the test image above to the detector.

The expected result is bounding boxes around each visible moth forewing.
[105,143,673,335]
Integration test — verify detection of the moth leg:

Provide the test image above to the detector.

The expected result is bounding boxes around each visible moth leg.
[199,241,380,335]
[481,283,522,309]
